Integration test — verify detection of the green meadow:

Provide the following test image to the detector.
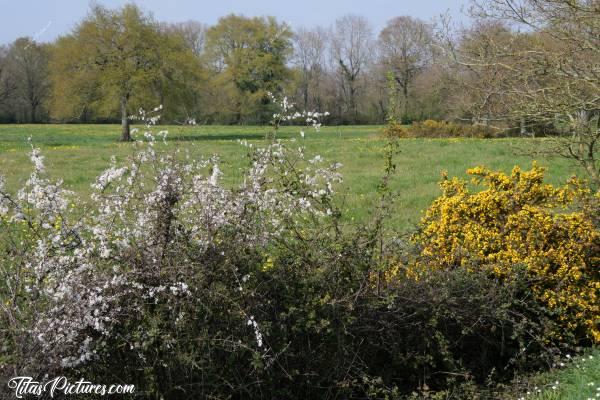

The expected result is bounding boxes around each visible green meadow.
[0,124,584,232]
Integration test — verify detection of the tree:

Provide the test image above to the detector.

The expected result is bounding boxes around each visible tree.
[463,0,600,186]
[204,14,292,123]
[293,27,329,111]
[0,45,16,107]
[163,20,207,57]
[155,25,208,124]
[4,38,50,122]
[49,4,197,141]
[438,20,519,125]
[331,15,373,121]
[379,16,433,122]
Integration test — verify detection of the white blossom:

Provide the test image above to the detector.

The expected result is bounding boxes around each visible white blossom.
[0,115,343,371]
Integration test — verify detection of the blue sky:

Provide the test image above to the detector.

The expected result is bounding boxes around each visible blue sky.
[1,0,470,44]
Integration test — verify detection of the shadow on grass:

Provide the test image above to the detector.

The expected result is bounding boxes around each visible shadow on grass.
[169,134,266,142]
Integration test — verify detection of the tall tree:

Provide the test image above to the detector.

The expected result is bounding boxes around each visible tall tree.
[0,45,16,107]
[463,0,600,186]
[379,16,433,121]
[436,20,518,124]
[156,25,208,124]
[50,4,196,141]
[204,14,292,123]
[293,27,328,111]
[331,15,373,121]
[5,38,50,122]
[163,20,207,57]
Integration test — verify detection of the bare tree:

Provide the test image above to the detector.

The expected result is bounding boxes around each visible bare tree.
[0,45,17,107]
[331,15,373,120]
[6,38,50,122]
[379,16,434,121]
[293,27,328,110]
[163,20,207,57]
[462,0,600,186]
[436,20,519,125]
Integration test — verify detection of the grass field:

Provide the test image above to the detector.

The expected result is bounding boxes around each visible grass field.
[0,124,585,232]
[507,349,600,400]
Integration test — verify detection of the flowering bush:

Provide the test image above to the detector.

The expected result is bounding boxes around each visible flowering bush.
[384,119,501,138]
[413,164,600,343]
[0,124,346,377]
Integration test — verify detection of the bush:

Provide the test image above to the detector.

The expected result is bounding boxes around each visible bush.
[0,133,396,397]
[413,164,600,344]
[384,119,502,139]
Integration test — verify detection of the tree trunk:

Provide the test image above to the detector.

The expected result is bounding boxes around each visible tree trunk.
[120,95,131,142]
[349,81,357,122]
[303,79,309,111]
[30,103,37,124]
[402,84,409,122]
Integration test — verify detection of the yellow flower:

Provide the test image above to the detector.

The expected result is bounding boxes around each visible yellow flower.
[409,163,600,343]
[261,256,274,272]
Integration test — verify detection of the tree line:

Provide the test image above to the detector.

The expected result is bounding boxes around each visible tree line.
[0,3,499,132]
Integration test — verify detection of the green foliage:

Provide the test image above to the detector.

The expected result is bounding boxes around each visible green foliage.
[20,238,566,398]
[204,14,292,123]
[384,119,502,138]
[0,38,50,123]
[48,4,203,135]
[372,267,563,397]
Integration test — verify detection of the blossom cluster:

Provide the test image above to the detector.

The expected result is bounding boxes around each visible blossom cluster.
[266,91,329,137]
[129,104,163,127]
[0,129,343,372]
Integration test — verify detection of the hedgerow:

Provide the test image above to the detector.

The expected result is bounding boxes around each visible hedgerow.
[384,119,502,138]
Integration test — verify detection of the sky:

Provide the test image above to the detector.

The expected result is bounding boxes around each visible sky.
[0,0,471,44]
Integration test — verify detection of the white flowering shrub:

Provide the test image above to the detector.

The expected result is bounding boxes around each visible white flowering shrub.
[0,124,349,391]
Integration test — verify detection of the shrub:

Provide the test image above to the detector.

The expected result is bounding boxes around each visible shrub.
[413,164,600,343]
[383,121,410,138]
[384,119,502,139]
[0,135,370,397]
[368,266,566,389]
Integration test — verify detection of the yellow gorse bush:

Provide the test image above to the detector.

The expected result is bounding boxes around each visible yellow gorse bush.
[413,164,600,342]
[382,120,501,138]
